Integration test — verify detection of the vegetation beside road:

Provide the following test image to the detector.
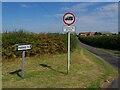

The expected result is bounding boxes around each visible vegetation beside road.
[2,30,118,88]
[78,35,120,51]
[95,48,120,55]
[2,45,118,88]
[2,30,77,58]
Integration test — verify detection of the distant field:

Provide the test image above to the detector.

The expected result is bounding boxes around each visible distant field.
[2,45,118,88]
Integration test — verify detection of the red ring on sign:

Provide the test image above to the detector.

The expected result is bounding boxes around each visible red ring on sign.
[63,12,76,26]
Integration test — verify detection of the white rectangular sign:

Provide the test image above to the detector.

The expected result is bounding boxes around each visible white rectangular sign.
[16,44,32,51]
[63,26,75,33]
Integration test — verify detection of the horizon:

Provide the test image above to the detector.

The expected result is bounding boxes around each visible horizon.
[1,29,118,34]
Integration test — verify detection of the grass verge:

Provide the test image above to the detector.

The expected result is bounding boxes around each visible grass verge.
[2,44,118,88]
[95,47,120,55]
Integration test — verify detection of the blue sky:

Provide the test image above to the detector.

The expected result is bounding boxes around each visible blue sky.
[0,2,2,33]
[2,2,118,33]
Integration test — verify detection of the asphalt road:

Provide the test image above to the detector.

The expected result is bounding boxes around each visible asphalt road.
[77,38,119,89]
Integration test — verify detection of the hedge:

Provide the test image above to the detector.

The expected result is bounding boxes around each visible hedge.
[78,35,120,50]
[2,30,77,58]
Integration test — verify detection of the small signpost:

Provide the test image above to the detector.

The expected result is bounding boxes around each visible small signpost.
[63,25,75,33]
[63,12,76,74]
[16,44,32,79]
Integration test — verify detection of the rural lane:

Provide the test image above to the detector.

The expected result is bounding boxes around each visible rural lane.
[77,38,119,89]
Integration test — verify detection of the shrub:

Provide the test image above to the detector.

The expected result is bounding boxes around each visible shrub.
[78,35,120,50]
[2,30,77,58]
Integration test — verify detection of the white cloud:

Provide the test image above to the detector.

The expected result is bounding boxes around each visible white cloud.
[30,23,62,33]
[75,15,118,33]
[61,2,118,17]
[72,3,95,12]
[47,2,118,33]
[3,2,118,33]
[99,3,118,11]
[46,13,63,18]
[61,2,96,13]
[95,3,118,18]
[68,3,118,33]
[53,14,63,17]
[20,4,29,8]
[61,7,70,11]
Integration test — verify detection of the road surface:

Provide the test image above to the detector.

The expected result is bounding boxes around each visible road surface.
[77,38,119,89]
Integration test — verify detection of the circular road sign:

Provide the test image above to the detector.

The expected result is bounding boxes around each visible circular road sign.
[63,12,75,26]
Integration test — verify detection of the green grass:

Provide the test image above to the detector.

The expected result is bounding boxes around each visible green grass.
[95,47,120,55]
[2,45,118,88]
[82,49,118,88]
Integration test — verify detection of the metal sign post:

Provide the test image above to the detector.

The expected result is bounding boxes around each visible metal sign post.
[68,31,70,74]
[22,51,25,79]
[15,44,32,79]
[63,12,76,74]
[63,26,75,74]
